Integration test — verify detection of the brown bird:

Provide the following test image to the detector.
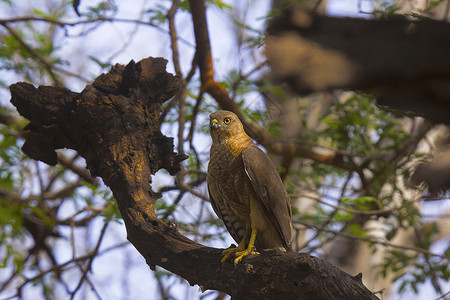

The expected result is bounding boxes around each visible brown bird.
[207,110,292,264]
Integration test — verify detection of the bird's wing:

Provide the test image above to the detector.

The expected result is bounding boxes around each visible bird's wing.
[241,146,292,250]
[207,183,242,245]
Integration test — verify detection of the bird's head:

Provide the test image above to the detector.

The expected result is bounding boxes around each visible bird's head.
[209,110,247,143]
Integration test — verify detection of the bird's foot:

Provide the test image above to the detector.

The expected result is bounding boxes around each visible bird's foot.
[221,245,242,263]
[234,247,259,265]
[221,247,236,263]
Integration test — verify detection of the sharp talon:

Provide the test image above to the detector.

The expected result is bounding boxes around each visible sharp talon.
[221,242,246,263]
[222,247,235,256]
[233,249,259,265]
[221,248,237,263]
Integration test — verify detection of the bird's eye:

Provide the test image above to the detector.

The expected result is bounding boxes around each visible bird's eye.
[224,117,231,124]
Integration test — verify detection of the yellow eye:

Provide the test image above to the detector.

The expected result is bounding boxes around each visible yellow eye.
[224,117,231,124]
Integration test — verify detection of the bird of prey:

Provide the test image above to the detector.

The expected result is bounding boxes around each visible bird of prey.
[207,110,292,264]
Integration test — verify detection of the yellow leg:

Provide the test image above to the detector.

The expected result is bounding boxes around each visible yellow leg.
[234,228,259,264]
[221,231,249,263]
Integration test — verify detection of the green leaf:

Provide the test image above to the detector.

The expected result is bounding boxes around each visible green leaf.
[333,210,353,222]
[101,195,122,223]
[348,223,367,238]
[206,0,232,10]
[0,199,25,231]
[28,206,55,228]
[146,8,167,23]
[89,56,111,70]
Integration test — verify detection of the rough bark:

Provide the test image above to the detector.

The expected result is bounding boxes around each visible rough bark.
[266,7,450,124]
[10,56,378,300]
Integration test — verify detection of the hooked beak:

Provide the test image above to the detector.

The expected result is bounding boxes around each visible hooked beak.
[210,118,220,131]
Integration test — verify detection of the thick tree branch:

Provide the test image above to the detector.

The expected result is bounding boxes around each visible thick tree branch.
[10,56,378,299]
[266,7,450,124]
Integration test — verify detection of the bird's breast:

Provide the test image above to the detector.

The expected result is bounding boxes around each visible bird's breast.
[208,146,253,223]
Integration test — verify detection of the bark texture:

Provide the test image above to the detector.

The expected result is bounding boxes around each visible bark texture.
[10,56,378,300]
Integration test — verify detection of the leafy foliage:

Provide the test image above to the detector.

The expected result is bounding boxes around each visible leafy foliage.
[0,0,448,299]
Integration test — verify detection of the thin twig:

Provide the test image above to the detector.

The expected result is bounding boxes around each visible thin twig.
[0,16,194,47]
[434,290,450,300]
[162,190,185,219]
[299,172,353,249]
[167,0,182,76]
[2,23,61,86]
[57,152,98,185]
[106,1,148,62]
[70,222,109,299]
[294,193,390,216]
[296,220,449,260]
[83,275,103,300]
[18,241,127,290]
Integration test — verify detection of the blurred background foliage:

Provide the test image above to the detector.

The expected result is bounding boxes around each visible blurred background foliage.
[0,0,449,299]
